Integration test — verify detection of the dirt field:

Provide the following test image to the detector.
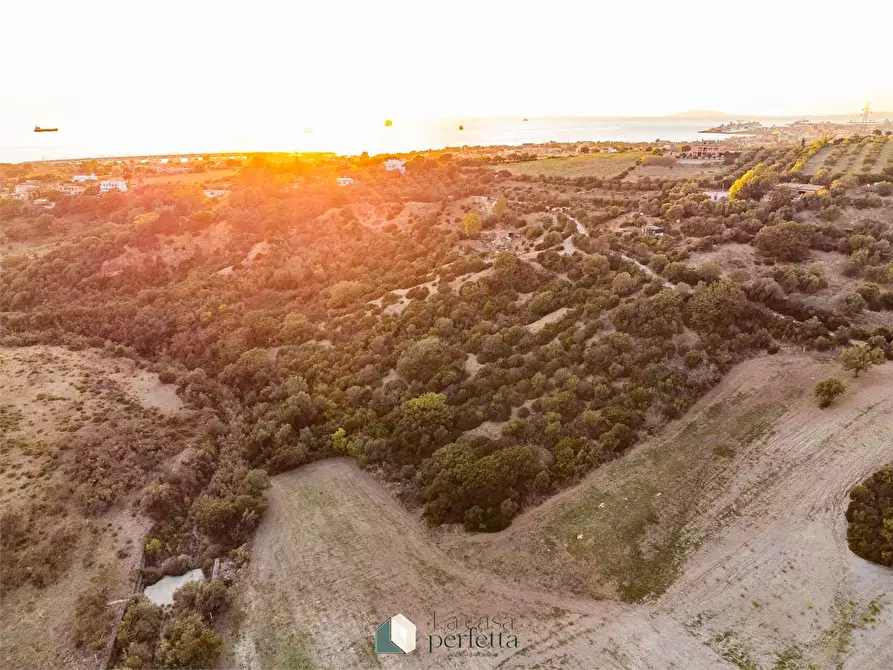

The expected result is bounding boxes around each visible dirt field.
[229,354,892,669]
[450,354,893,669]
[623,161,726,182]
[801,145,834,176]
[135,168,238,186]
[492,153,643,179]
[226,460,727,670]
[0,346,183,670]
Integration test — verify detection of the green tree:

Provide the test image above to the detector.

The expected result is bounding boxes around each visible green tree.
[753,221,814,262]
[846,466,893,566]
[814,378,846,408]
[493,194,507,216]
[688,281,750,334]
[729,163,778,201]
[463,211,481,237]
[839,345,885,377]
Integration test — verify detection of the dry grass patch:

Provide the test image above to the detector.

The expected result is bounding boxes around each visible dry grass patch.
[492,152,643,179]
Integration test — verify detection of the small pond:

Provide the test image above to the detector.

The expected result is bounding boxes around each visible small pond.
[143,568,205,606]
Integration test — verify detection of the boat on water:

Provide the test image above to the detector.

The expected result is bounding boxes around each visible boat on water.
[34,126,58,133]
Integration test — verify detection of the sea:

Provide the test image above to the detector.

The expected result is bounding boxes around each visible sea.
[0,116,801,163]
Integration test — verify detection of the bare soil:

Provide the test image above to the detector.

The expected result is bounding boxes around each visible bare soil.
[226,460,728,670]
[493,153,643,179]
[229,354,893,669]
[0,345,182,670]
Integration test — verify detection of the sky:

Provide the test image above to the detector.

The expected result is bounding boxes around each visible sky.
[2,0,891,157]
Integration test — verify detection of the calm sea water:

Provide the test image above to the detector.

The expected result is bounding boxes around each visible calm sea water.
[0,116,799,163]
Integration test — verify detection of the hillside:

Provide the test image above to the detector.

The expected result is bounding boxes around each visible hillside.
[226,354,892,669]
[0,346,187,669]
[2,138,893,668]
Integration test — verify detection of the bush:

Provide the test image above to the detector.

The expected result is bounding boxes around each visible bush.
[753,221,813,262]
[172,579,229,622]
[155,613,222,669]
[117,595,163,663]
[814,378,845,408]
[72,579,114,651]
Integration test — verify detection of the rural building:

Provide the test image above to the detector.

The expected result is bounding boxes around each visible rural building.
[13,182,39,199]
[688,143,730,159]
[203,188,230,198]
[383,159,406,175]
[100,179,128,193]
[55,183,87,196]
[776,182,825,196]
[72,174,98,182]
[337,177,354,186]
[642,223,665,237]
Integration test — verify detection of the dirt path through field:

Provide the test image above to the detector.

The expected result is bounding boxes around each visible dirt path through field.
[230,355,892,669]
[230,460,730,669]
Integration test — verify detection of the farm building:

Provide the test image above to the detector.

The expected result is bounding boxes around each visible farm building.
[72,174,98,182]
[642,224,665,237]
[203,188,230,198]
[776,182,825,196]
[688,143,730,159]
[100,179,128,193]
[383,159,406,174]
[337,177,354,186]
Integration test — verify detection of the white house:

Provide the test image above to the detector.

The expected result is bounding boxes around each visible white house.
[56,183,87,196]
[72,174,98,182]
[13,182,39,199]
[336,177,354,186]
[383,159,406,175]
[203,188,229,198]
[100,179,128,193]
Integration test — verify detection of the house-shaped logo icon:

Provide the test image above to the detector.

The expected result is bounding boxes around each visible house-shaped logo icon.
[374,614,417,654]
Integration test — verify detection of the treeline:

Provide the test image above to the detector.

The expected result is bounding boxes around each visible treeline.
[846,466,893,566]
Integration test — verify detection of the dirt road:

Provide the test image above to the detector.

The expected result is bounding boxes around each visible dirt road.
[229,354,892,669]
[229,460,730,669]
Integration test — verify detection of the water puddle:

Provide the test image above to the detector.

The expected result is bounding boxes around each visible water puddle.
[143,568,205,606]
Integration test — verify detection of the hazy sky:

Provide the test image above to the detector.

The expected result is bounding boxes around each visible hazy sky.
[2,0,891,154]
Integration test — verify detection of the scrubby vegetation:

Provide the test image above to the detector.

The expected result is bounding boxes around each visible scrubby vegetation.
[2,136,892,660]
[846,466,893,566]
[814,378,845,408]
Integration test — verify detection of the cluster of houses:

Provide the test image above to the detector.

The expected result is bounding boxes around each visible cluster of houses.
[3,174,239,203]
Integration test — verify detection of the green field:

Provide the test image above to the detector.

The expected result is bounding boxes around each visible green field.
[493,152,643,179]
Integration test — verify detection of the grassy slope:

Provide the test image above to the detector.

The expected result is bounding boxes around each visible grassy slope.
[492,152,643,179]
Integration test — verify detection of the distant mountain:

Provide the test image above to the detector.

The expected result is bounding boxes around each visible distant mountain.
[671,110,893,121]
